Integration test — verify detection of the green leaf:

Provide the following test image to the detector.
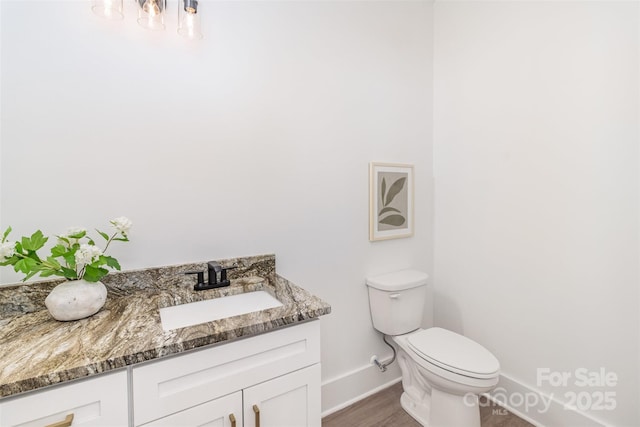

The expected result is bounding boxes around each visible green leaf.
[25,250,42,263]
[61,245,78,268]
[67,230,86,239]
[0,256,18,267]
[83,264,109,282]
[45,256,61,270]
[378,207,401,216]
[23,269,40,282]
[21,230,48,251]
[50,244,68,257]
[384,177,407,206]
[96,229,110,241]
[112,237,129,242]
[381,177,386,206]
[39,269,56,277]
[61,266,78,280]
[101,255,121,270]
[63,252,76,268]
[1,226,11,243]
[379,214,406,227]
[14,257,39,275]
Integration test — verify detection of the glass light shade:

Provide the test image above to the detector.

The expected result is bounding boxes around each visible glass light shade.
[177,0,203,40]
[91,0,124,20]
[137,0,166,31]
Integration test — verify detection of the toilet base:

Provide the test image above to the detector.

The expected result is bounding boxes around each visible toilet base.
[429,387,481,427]
[400,388,480,427]
[400,391,430,426]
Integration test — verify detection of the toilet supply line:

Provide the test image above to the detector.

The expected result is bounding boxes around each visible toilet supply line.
[371,335,397,372]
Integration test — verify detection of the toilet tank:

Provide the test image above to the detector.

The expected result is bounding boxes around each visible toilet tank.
[366,269,428,336]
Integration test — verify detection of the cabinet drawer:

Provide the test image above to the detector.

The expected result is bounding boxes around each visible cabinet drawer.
[141,391,242,427]
[133,320,320,425]
[0,370,128,427]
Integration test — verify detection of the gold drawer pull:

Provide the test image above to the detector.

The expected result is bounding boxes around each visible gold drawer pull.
[229,413,236,427]
[253,404,260,427]
[46,413,74,427]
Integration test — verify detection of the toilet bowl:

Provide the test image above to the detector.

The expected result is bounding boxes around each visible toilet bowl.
[392,328,499,426]
[366,270,500,427]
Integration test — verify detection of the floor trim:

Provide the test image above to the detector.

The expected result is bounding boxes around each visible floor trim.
[486,373,610,427]
[321,355,402,417]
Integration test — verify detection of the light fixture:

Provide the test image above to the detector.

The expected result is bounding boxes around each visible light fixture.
[177,0,203,40]
[91,0,202,39]
[91,0,123,20]
[137,0,165,31]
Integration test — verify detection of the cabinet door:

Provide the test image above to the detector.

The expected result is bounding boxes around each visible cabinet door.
[141,391,242,427]
[243,364,321,427]
[0,370,128,427]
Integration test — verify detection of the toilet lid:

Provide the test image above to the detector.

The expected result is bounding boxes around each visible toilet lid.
[407,328,500,378]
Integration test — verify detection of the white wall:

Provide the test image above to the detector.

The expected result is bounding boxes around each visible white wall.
[434,1,639,426]
[0,0,433,411]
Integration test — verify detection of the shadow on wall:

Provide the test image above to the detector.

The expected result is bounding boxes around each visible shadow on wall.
[433,292,464,334]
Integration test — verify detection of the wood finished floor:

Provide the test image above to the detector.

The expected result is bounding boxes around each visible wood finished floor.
[322,382,535,427]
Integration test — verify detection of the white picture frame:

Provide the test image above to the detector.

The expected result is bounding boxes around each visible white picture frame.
[369,162,414,241]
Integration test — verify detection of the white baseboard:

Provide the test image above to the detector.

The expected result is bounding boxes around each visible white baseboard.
[487,373,611,427]
[321,355,402,417]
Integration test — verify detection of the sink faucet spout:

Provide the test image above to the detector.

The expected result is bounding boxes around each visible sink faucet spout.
[208,262,221,285]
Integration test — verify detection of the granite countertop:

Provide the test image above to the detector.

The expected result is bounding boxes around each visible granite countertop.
[0,254,331,399]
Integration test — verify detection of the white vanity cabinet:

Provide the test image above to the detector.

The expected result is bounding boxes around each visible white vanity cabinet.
[0,370,128,427]
[134,320,321,427]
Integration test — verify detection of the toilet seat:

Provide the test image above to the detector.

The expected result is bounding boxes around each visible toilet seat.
[406,328,500,379]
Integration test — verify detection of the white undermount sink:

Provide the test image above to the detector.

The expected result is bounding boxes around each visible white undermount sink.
[159,291,283,331]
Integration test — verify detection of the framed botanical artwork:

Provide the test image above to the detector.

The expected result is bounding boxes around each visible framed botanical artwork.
[369,162,414,241]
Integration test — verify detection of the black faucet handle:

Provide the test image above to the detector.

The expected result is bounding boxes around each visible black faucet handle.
[184,270,205,286]
[220,266,238,283]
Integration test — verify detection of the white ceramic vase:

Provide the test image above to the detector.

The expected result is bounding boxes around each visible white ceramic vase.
[44,280,107,321]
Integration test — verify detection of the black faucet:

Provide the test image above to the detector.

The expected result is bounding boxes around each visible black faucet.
[184,262,237,291]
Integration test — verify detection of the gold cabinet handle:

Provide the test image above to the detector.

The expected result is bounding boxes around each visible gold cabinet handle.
[253,404,260,427]
[229,413,236,427]
[46,414,74,427]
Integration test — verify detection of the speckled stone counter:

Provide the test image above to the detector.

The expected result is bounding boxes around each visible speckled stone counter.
[0,254,331,399]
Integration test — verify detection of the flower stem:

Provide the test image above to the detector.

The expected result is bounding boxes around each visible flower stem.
[102,232,118,254]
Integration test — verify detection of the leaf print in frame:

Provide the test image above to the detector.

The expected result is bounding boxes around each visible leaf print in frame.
[379,214,406,226]
[370,162,414,241]
[383,177,406,207]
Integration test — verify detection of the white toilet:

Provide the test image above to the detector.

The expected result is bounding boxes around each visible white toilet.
[366,269,500,427]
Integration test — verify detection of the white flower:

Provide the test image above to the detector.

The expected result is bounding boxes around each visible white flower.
[75,244,103,266]
[110,217,132,235]
[0,241,16,262]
